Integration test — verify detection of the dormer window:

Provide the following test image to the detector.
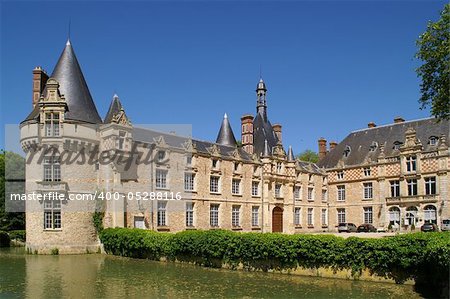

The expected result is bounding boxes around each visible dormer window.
[429,136,438,146]
[45,112,60,137]
[234,162,240,172]
[276,162,282,173]
[337,171,344,180]
[393,141,403,150]
[343,146,351,158]
[369,141,378,152]
[212,159,219,169]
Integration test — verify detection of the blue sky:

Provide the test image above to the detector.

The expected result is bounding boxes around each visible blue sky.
[0,1,446,155]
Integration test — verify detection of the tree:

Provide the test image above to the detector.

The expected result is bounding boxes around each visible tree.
[415,4,450,120]
[296,150,319,163]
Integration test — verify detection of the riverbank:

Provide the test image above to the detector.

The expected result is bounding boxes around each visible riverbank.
[100,228,450,297]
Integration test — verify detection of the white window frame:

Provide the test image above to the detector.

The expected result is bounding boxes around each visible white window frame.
[294,186,301,200]
[294,207,301,226]
[186,202,194,227]
[425,177,436,195]
[363,207,373,224]
[307,187,314,201]
[232,205,241,227]
[44,112,60,137]
[251,206,259,226]
[210,176,220,193]
[275,184,282,198]
[155,169,168,189]
[337,185,346,201]
[407,179,418,196]
[337,208,346,224]
[44,199,61,230]
[307,208,314,226]
[232,179,241,195]
[184,173,195,191]
[390,180,400,197]
[43,156,61,182]
[321,208,328,226]
[251,181,259,196]
[157,201,167,226]
[210,204,219,227]
[363,182,373,200]
[406,156,417,172]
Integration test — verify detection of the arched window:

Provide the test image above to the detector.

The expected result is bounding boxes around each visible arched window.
[389,207,400,226]
[393,141,403,150]
[343,146,351,158]
[369,141,378,152]
[429,136,439,146]
[424,205,437,224]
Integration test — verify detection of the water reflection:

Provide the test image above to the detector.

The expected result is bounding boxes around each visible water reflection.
[0,248,421,299]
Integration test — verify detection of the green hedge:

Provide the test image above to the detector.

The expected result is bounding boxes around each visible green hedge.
[100,228,450,288]
[8,230,26,242]
[0,231,11,247]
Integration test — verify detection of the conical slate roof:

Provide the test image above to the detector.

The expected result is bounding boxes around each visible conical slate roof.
[287,146,295,161]
[215,113,237,147]
[104,94,123,123]
[22,40,103,124]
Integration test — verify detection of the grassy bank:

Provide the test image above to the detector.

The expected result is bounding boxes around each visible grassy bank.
[100,228,449,293]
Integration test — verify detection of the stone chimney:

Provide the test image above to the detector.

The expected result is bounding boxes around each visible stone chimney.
[272,124,282,143]
[241,114,254,154]
[329,141,338,151]
[394,117,405,124]
[368,122,376,128]
[32,66,49,108]
[318,137,327,160]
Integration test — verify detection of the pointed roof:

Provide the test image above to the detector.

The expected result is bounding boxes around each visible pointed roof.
[26,40,102,124]
[262,139,271,157]
[215,113,237,147]
[104,94,123,123]
[287,146,295,162]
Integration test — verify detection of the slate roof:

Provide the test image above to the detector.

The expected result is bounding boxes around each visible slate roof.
[133,127,254,162]
[253,112,279,157]
[318,118,450,169]
[23,40,102,124]
[104,94,123,123]
[296,160,325,175]
[216,113,237,147]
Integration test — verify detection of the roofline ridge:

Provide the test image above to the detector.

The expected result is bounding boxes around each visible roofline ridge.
[350,117,436,133]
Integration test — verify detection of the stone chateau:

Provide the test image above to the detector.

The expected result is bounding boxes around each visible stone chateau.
[20,41,449,253]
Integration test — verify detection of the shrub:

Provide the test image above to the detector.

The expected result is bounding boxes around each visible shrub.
[100,229,450,291]
[8,230,26,242]
[0,231,10,247]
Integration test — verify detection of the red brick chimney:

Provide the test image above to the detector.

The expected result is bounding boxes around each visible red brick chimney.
[329,141,338,151]
[394,117,405,123]
[32,66,49,108]
[241,114,254,154]
[368,122,376,128]
[272,124,282,143]
[318,137,327,160]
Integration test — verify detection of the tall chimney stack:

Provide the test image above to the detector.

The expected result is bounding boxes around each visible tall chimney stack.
[318,137,327,160]
[32,66,49,108]
[241,114,254,154]
[272,124,282,143]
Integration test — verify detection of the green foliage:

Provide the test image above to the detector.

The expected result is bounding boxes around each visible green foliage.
[0,230,11,247]
[296,150,319,163]
[415,4,450,120]
[0,150,26,231]
[8,230,26,242]
[100,228,450,289]
[51,248,59,255]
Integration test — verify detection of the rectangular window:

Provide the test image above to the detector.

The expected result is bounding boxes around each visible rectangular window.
[232,179,241,195]
[44,112,60,137]
[252,206,259,226]
[275,184,282,198]
[184,173,195,191]
[307,208,314,226]
[364,207,373,224]
[406,156,417,172]
[212,159,218,169]
[43,156,61,182]
[118,130,126,150]
[155,169,168,189]
[276,162,282,173]
[294,207,301,225]
[363,183,373,199]
[337,208,346,224]
[186,155,192,165]
[186,202,194,227]
[337,185,346,201]
[407,179,418,196]
[44,199,61,229]
[425,177,436,195]
[321,190,327,202]
[157,201,167,226]
[294,186,301,200]
[210,204,219,227]
[307,187,314,201]
[252,181,259,196]
[363,167,371,176]
[321,209,328,226]
[210,176,220,193]
[232,205,240,227]
[390,180,400,197]
[337,171,344,180]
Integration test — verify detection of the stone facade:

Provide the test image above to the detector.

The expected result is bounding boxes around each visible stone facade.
[19,40,449,254]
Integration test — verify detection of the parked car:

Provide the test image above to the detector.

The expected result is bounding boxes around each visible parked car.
[357,224,377,233]
[338,223,357,233]
[441,219,450,232]
[421,223,438,232]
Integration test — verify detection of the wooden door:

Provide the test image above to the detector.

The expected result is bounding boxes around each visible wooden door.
[272,207,283,233]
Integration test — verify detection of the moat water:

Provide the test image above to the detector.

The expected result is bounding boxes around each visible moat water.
[0,247,423,298]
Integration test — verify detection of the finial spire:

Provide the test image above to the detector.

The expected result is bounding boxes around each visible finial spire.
[224,113,228,119]
[67,18,71,44]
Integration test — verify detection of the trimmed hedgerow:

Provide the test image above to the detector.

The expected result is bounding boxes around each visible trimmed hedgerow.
[100,228,450,288]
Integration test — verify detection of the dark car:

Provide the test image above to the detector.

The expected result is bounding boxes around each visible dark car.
[357,224,377,233]
[421,223,438,232]
[338,223,357,233]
